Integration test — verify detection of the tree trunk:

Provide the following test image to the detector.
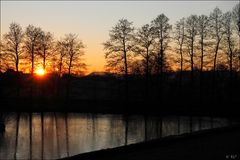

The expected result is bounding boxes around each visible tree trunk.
[15,45,19,73]
[16,56,19,73]
[66,55,72,101]
[59,50,63,76]
[43,49,46,70]
[228,40,233,80]
[31,45,34,75]
[200,37,204,78]
[180,47,183,88]
[16,49,20,96]
[160,50,163,74]
[213,41,220,73]
[190,37,194,84]
[68,52,73,76]
[159,39,164,99]
[68,66,71,76]
[123,45,128,101]
[228,38,233,99]
[212,41,220,98]
[145,47,149,100]
[191,55,194,83]
[200,36,204,99]
[59,61,62,76]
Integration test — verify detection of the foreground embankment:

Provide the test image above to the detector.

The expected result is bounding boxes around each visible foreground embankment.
[62,125,240,160]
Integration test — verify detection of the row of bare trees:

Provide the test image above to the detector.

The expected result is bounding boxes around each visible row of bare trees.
[104,5,240,87]
[0,24,86,76]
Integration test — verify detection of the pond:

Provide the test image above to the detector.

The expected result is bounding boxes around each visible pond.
[0,113,231,159]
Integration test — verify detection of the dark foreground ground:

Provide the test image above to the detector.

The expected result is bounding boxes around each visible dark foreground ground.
[1,71,240,117]
[62,125,240,160]
[1,97,240,118]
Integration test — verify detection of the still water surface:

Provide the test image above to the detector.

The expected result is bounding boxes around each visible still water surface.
[0,113,230,159]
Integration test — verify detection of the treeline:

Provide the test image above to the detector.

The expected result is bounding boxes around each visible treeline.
[104,5,240,79]
[0,24,86,76]
[0,4,240,104]
[1,5,239,78]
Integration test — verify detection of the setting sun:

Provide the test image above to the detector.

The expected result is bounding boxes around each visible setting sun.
[35,69,45,76]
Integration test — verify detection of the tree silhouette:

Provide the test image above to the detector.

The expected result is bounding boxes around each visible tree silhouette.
[39,31,54,71]
[223,11,236,80]
[0,40,5,72]
[197,15,209,87]
[133,24,155,98]
[3,22,24,73]
[103,18,134,100]
[24,25,43,75]
[232,3,240,70]
[185,15,198,83]
[174,18,185,86]
[151,14,172,77]
[232,3,240,39]
[64,33,85,76]
[56,40,67,76]
[0,4,240,111]
[151,14,172,100]
[209,7,224,74]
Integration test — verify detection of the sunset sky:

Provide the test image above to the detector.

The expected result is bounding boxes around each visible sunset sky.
[1,1,238,74]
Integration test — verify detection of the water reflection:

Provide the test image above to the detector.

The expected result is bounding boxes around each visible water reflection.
[0,113,231,159]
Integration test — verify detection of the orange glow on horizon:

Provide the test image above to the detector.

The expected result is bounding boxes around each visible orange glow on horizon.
[35,69,45,76]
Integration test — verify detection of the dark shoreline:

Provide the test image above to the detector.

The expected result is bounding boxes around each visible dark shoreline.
[62,124,240,160]
[1,98,240,118]
[1,71,240,118]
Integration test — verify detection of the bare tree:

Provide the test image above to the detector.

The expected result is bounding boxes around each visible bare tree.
[39,31,53,71]
[3,22,24,73]
[223,12,236,79]
[197,15,209,83]
[25,25,43,75]
[0,40,4,72]
[174,18,185,85]
[133,24,155,98]
[56,40,66,76]
[209,7,224,73]
[64,34,85,76]
[1,39,15,72]
[151,14,172,76]
[185,15,198,82]
[232,2,240,39]
[232,2,240,70]
[103,18,134,99]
